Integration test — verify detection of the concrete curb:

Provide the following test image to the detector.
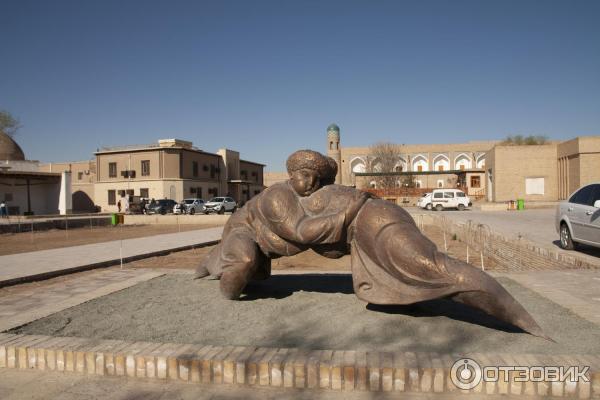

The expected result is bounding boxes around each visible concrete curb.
[0,333,597,397]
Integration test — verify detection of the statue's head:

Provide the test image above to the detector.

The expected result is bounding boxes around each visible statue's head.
[286,150,332,196]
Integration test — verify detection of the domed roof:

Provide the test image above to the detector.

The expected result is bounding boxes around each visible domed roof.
[327,123,340,133]
[0,132,25,161]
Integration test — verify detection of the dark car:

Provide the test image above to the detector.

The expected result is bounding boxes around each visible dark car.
[148,199,177,215]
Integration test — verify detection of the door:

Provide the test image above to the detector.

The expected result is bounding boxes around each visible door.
[579,184,600,245]
[225,197,236,211]
[443,191,455,208]
[568,184,595,240]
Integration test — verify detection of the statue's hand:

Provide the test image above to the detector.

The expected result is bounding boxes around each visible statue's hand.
[345,191,371,223]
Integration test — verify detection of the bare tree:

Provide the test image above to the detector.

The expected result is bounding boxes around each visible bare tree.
[502,135,548,145]
[0,110,20,137]
[367,142,403,190]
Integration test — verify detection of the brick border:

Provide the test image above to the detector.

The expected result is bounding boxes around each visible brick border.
[0,333,597,398]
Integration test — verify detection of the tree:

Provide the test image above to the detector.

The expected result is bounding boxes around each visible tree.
[0,110,20,137]
[367,142,403,190]
[501,135,548,145]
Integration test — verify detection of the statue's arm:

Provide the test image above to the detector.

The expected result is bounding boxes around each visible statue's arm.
[259,187,346,245]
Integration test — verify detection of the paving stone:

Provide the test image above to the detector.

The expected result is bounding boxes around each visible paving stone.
[268,348,289,388]
[355,350,368,391]
[211,346,235,384]
[246,347,268,386]
[234,346,256,385]
[319,350,333,389]
[222,346,246,385]
[367,351,380,391]
[306,350,321,389]
[342,350,356,391]
[257,347,277,386]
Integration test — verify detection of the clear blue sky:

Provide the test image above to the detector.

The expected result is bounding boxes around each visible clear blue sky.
[1,0,599,171]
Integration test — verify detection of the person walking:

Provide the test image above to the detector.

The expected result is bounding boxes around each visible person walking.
[0,201,7,219]
[117,200,122,213]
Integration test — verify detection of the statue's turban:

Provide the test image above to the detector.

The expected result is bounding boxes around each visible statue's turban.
[286,150,331,177]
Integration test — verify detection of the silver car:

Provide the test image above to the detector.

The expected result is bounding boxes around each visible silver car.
[556,183,600,250]
[174,198,205,215]
[203,197,237,214]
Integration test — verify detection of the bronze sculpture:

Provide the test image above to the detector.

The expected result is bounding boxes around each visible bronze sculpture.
[196,149,548,339]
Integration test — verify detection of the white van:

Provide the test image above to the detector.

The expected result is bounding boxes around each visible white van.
[431,189,471,211]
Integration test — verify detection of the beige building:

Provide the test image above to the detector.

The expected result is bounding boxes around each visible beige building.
[326,124,493,197]
[267,124,600,204]
[487,136,600,202]
[91,139,264,212]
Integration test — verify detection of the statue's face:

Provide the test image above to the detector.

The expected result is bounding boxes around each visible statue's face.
[290,168,320,196]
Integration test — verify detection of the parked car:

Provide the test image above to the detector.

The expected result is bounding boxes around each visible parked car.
[555,183,600,250]
[147,199,177,215]
[203,197,237,214]
[174,198,205,215]
[431,189,471,211]
[417,193,433,210]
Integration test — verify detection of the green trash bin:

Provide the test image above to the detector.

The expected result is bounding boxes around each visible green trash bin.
[111,213,118,225]
[517,199,525,210]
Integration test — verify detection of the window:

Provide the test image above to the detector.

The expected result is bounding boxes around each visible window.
[395,166,403,172]
[459,165,465,171]
[126,189,134,196]
[456,192,466,197]
[437,180,444,188]
[78,172,83,180]
[433,192,443,199]
[443,192,455,198]
[471,176,481,188]
[141,160,150,176]
[108,190,116,205]
[590,185,600,206]
[210,165,215,179]
[417,165,423,172]
[193,161,199,177]
[118,190,125,197]
[108,162,117,178]
[140,188,149,198]
[525,177,545,195]
[438,165,444,171]
[570,184,595,205]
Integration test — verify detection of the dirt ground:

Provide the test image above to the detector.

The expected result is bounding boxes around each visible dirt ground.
[126,223,490,272]
[0,224,221,256]
[14,274,600,354]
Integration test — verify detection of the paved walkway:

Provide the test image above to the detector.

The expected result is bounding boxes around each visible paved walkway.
[0,268,163,332]
[0,368,524,400]
[0,226,223,286]
[495,270,600,326]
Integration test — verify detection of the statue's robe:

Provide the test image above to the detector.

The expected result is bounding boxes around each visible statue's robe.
[199,182,476,305]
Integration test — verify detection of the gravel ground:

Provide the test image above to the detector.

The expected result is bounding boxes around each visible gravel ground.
[14,274,599,355]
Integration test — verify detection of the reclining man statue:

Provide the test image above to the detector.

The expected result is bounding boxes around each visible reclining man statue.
[196,149,548,339]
